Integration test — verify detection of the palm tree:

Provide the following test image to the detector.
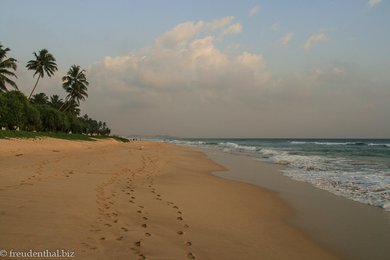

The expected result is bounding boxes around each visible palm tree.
[31,92,49,105]
[49,94,64,109]
[61,65,89,112]
[62,99,81,115]
[26,49,58,99]
[0,43,18,92]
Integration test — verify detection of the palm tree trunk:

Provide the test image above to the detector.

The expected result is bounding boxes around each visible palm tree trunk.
[58,101,66,111]
[62,99,74,112]
[28,75,41,100]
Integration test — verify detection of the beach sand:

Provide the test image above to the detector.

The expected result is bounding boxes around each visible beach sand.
[0,139,338,259]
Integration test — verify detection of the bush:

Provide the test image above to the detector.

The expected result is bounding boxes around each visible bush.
[25,103,41,131]
[0,91,28,130]
[36,104,62,132]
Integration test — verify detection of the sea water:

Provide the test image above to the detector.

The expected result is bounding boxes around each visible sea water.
[164,138,390,211]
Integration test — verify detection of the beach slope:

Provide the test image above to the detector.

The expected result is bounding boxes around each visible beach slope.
[0,139,338,259]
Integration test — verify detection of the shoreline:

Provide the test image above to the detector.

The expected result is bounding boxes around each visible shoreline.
[202,147,390,260]
[1,138,340,259]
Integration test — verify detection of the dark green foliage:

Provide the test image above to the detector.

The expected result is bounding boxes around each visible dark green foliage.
[36,104,62,132]
[0,91,28,129]
[0,130,129,142]
[26,49,58,99]
[0,45,116,140]
[25,103,41,131]
[31,92,49,105]
[0,91,112,136]
[49,94,64,109]
[61,65,89,113]
[0,43,18,92]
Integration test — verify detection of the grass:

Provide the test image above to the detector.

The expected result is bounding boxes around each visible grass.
[0,130,129,142]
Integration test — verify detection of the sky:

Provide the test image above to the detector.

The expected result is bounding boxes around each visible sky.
[1,0,389,138]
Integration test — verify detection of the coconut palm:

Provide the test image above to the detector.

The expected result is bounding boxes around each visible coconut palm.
[49,94,64,109]
[26,49,58,99]
[31,92,49,105]
[61,65,89,112]
[0,44,18,92]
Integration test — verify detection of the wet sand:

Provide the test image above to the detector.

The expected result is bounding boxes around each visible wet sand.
[204,148,390,260]
[0,138,339,259]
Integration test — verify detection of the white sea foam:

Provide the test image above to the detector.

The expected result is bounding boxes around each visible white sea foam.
[217,142,258,152]
[168,140,206,146]
[169,138,390,210]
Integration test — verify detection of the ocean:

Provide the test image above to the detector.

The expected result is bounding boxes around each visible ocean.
[163,138,390,211]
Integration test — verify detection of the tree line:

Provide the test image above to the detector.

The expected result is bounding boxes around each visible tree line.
[0,43,110,136]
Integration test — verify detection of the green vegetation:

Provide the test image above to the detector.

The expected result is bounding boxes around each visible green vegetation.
[0,43,125,142]
[0,43,18,92]
[0,130,129,142]
[26,49,58,99]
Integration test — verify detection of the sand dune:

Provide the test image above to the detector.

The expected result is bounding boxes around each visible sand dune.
[0,138,338,259]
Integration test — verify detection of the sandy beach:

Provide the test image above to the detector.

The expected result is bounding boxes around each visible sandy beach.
[0,138,339,259]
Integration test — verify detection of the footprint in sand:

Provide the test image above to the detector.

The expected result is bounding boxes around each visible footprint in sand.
[185,241,192,246]
[15,153,23,157]
[177,217,183,221]
[141,224,148,228]
[121,227,129,232]
[142,216,148,220]
[116,236,123,241]
[100,237,105,241]
[144,232,151,237]
[177,231,184,235]
[187,252,196,259]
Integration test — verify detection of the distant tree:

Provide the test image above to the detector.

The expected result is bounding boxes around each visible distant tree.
[61,65,89,112]
[36,104,61,132]
[31,92,49,105]
[67,113,83,134]
[0,93,6,127]
[62,99,80,116]
[0,43,18,92]
[26,49,58,100]
[49,94,64,109]
[0,91,28,129]
[25,103,41,131]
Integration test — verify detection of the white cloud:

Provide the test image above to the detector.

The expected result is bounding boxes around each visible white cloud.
[222,23,242,37]
[237,52,266,70]
[279,32,294,46]
[249,5,261,17]
[304,33,329,49]
[207,16,235,30]
[83,18,389,138]
[156,21,204,48]
[368,0,382,7]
